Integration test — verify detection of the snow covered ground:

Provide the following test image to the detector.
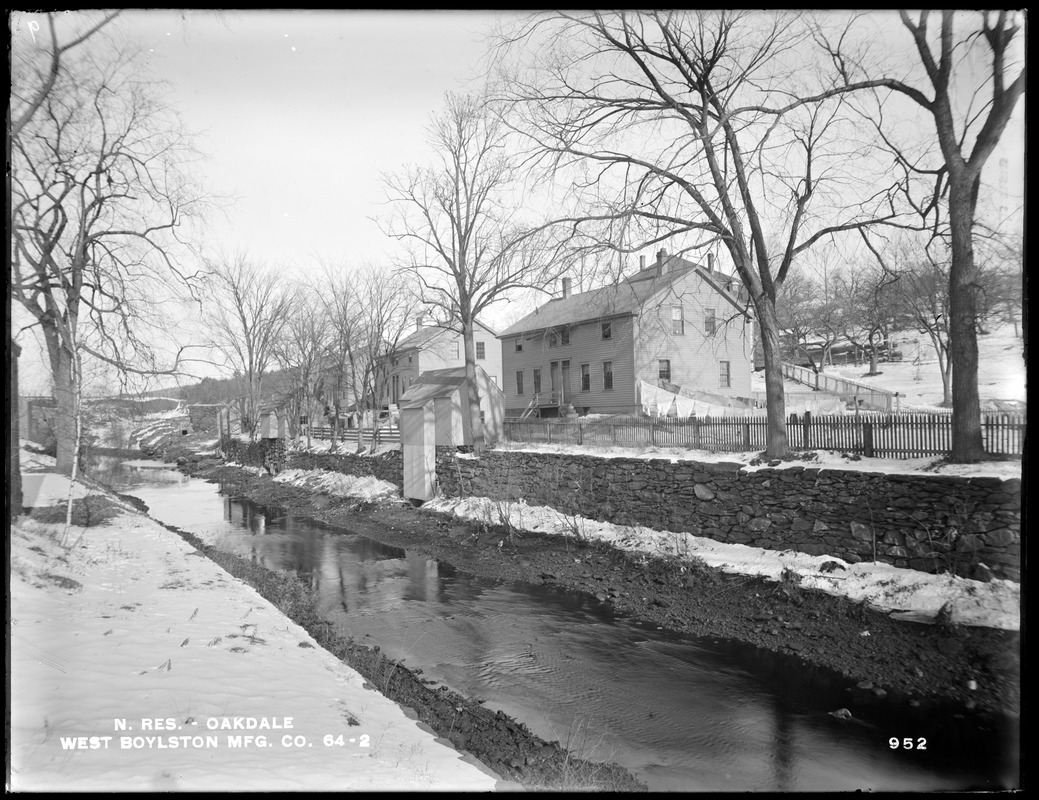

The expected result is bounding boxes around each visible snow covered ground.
[757,324,1026,411]
[10,471,500,792]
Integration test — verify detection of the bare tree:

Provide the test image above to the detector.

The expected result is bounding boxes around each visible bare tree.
[863,235,953,406]
[842,256,903,376]
[819,10,1025,460]
[380,92,567,453]
[11,44,209,471]
[10,10,122,139]
[496,11,911,458]
[316,262,417,453]
[274,284,330,449]
[207,255,297,439]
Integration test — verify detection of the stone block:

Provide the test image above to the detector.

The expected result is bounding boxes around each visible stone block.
[849,521,873,542]
[954,533,985,553]
[983,528,1017,547]
[693,483,716,501]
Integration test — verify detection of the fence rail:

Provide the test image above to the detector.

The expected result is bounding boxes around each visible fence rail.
[503,413,1025,459]
[308,425,401,444]
[781,362,901,412]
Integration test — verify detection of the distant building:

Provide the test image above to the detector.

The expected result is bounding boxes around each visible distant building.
[499,250,754,417]
[381,316,502,408]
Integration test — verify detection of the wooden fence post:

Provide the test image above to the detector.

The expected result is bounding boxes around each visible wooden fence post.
[863,421,874,458]
[742,422,751,450]
[803,411,811,450]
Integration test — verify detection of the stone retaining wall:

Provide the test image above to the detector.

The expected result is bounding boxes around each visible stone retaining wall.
[433,449,1021,582]
[287,449,403,488]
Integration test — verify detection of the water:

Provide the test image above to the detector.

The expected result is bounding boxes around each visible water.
[92,457,1018,791]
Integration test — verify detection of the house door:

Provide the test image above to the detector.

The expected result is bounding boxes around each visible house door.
[561,361,570,404]
[550,362,559,403]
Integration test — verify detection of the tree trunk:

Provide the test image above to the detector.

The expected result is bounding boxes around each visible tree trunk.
[947,176,985,462]
[756,302,789,459]
[462,317,485,453]
[45,331,78,474]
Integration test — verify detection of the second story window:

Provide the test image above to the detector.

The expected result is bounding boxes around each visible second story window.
[548,331,558,347]
[601,322,612,340]
[705,308,716,336]
[515,338,523,353]
[603,361,613,391]
[476,341,485,360]
[659,359,671,381]
[560,327,570,345]
[720,360,731,388]
[454,341,460,358]
[671,305,684,335]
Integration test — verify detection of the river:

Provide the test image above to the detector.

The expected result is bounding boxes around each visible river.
[91,456,1017,791]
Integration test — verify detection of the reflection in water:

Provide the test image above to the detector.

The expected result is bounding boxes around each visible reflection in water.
[98,458,1017,793]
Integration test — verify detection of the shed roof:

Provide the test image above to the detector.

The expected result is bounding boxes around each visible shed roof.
[398,366,483,408]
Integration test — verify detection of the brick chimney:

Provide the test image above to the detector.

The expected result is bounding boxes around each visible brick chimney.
[707,252,715,273]
[639,255,646,270]
[561,277,571,298]
[415,314,425,331]
[657,248,668,275]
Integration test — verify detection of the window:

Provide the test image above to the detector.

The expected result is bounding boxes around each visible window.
[720,360,731,388]
[603,361,613,391]
[671,305,684,335]
[705,308,716,336]
[533,368,542,394]
[548,331,558,348]
[476,341,485,360]
[581,364,590,392]
[454,341,460,358]
[601,322,612,340]
[408,356,412,364]
[515,338,523,353]
[516,371,524,395]
[658,359,671,382]
[560,327,570,346]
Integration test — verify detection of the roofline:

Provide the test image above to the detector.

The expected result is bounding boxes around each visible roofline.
[496,309,636,339]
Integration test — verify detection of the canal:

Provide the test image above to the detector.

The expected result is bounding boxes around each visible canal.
[92,457,1017,791]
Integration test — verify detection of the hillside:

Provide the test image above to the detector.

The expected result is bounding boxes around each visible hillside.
[753,324,1026,412]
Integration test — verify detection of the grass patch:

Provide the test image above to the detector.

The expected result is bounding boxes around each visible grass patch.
[28,495,126,527]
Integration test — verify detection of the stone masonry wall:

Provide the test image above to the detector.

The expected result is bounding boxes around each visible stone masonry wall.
[433,449,1021,582]
[287,450,403,487]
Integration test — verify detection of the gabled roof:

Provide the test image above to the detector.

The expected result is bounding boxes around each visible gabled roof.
[394,319,499,353]
[499,254,750,338]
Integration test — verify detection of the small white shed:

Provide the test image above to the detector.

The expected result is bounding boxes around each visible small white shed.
[258,407,289,439]
[398,366,505,502]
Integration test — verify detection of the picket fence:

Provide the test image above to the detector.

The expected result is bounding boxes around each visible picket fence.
[502,413,1025,459]
[309,425,401,445]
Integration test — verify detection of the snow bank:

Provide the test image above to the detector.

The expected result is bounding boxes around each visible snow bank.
[424,496,1020,632]
[273,468,400,502]
[9,475,498,792]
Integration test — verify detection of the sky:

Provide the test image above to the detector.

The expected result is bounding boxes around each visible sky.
[10,10,1025,393]
[114,10,512,268]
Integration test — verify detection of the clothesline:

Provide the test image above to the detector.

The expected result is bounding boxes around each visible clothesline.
[638,381,848,419]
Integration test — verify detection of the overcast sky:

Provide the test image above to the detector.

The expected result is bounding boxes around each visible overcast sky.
[11,10,1024,393]
[118,9,513,268]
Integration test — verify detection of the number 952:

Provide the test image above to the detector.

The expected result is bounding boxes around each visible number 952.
[890,737,927,750]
